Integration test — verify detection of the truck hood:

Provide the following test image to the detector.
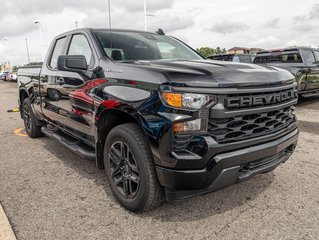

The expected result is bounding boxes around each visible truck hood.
[118,60,295,88]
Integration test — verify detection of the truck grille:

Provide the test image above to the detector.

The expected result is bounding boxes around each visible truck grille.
[223,87,298,110]
[208,106,295,143]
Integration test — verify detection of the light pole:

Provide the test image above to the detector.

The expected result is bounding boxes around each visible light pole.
[2,38,11,71]
[25,38,31,64]
[75,21,79,29]
[34,20,44,62]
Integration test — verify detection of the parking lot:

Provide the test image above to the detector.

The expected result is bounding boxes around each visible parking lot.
[0,80,318,239]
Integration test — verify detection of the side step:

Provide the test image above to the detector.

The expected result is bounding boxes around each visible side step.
[41,126,96,161]
[301,89,319,97]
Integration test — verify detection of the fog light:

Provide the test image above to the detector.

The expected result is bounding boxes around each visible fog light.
[173,119,201,133]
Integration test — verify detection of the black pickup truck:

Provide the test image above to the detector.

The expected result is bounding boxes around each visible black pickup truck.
[18,28,299,212]
[254,47,319,97]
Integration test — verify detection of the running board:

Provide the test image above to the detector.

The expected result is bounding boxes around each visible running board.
[300,89,319,97]
[41,126,96,161]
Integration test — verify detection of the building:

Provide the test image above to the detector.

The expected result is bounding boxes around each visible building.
[227,47,265,54]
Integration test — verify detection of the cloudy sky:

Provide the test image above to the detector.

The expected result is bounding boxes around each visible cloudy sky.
[0,0,318,65]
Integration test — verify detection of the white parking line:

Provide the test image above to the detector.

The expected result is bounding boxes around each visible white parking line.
[0,204,16,240]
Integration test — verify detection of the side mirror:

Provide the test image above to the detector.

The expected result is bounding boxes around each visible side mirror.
[57,55,88,72]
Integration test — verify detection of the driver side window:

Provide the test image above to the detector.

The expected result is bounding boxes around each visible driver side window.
[302,50,316,65]
[68,34,94,68]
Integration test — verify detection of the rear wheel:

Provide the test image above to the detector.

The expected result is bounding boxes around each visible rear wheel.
[104,123,164,212]
[22,98,44,138]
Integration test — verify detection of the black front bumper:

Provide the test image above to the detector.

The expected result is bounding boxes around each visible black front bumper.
[156,128,299,201]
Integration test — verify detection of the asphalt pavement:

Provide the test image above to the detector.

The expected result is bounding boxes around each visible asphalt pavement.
[0,81,318,240]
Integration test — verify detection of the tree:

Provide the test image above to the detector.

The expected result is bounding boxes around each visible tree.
[196,47,215,57]
[196,47,227,57]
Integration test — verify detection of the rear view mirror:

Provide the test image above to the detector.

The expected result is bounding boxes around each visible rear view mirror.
[57,55,88,72]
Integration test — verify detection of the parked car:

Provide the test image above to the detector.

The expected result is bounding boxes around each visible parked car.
[18,28,299,212]
[254,47,319,96]
[208,54,255,63]
[0,71,9,81]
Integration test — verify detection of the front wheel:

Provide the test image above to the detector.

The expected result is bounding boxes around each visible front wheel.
[22,98,44,138]
[104,123,164,212]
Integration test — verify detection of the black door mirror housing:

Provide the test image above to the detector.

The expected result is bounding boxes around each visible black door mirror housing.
[57,55,88,72]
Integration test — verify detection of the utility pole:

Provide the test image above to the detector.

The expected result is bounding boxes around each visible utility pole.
[25,38,31,64]
[75,21,78,29]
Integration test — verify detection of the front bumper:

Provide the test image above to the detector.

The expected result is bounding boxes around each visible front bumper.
[156,128,299,201]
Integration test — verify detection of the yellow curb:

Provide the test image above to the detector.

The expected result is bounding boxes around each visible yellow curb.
[0,204,17,240]
[14,128,28,137]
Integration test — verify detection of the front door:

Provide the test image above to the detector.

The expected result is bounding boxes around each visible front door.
[301,49,319,91]
[55,34,97,145]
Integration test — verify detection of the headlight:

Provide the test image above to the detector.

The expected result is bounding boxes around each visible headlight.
[161,92,211,109]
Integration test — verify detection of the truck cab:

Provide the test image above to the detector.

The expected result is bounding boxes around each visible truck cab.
[254,47,319,96]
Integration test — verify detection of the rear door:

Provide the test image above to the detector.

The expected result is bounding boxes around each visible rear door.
[40,36,67,121]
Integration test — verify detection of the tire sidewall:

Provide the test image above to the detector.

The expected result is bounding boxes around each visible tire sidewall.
[104,126,150,211]
[23,99,33,136]
[22,98,43,138]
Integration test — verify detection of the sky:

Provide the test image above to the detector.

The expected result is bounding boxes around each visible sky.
[0,0,319,66]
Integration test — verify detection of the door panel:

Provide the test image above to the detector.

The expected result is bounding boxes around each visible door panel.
[39,70,61,122]
[301,49,319,91]
[55,71,95,141]
[40,37,67,123]
[55,34,96,142]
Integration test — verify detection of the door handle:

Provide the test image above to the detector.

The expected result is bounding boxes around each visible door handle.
[57,78,65,85]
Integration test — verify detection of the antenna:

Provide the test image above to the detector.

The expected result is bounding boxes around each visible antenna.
[108,0,113,49]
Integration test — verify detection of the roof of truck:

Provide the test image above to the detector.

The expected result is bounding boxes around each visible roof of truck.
[55,28,161,38]
[258,46,315,54]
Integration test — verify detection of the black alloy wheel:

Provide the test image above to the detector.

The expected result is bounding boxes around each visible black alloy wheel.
[109,141,140,199]
[104,123,164,212]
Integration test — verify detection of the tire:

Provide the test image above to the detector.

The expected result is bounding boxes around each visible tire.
[104,123,164,212]
[22,98,44,138]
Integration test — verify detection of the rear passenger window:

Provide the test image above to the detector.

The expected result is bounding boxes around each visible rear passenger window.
[68,35,94,68]
[313,50,319,62]
[50,37,66,69]
[302,50,316,65]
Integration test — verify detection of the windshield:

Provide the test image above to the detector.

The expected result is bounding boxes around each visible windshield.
[254,51,302,63]
[93,30,202,61]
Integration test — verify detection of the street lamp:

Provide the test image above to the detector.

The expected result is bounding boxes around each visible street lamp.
[2,38,11,69]
[34,20,44,61]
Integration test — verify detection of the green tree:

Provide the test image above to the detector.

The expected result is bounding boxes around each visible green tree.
[196,47,228,57]
[196,47,215,57]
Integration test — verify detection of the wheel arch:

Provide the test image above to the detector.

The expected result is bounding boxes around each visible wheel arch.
[95,107,147,169]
